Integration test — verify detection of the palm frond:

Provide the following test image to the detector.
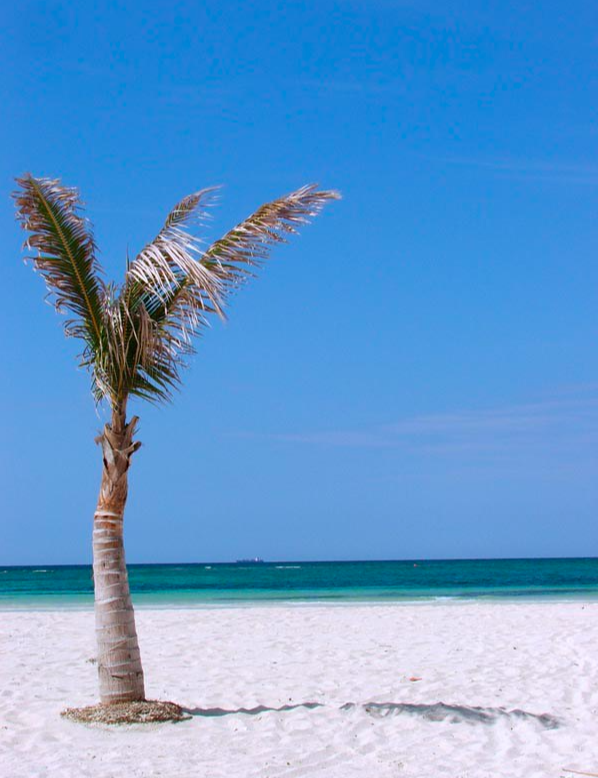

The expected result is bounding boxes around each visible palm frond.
[203,184,341,293]
[118,184,339,403]
[12,175,106,354]
[126,187,224,315]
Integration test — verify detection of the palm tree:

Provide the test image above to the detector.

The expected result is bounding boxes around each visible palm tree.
[13,175,339,708]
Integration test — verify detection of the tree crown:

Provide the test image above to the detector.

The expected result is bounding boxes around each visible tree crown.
[13,175,339,408]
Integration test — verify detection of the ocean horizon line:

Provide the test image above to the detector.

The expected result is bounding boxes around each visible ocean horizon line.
[2,554,598,569]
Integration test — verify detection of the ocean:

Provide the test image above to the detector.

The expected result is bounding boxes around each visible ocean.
[1,558,598,609]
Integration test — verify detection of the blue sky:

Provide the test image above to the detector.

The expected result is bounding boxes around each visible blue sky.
[1,0,597,564]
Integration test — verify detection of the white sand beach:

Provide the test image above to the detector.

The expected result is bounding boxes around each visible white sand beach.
[0,601,596,777]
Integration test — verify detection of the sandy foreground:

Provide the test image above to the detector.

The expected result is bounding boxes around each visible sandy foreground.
[0,602,596,778]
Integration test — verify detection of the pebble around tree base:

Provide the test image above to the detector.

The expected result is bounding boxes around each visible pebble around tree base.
[61,700,191,724]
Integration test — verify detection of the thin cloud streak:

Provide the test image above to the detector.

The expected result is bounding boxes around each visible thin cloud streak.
[243,393,598,456]
[424,154,598,185]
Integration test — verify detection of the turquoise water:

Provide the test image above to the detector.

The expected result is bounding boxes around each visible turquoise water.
[1,558,598,609]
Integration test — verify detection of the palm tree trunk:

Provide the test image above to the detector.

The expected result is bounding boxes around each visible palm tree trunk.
[92,405,145,704]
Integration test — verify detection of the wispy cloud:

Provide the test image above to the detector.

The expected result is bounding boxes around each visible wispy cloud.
[425,154,598,185]
[239,391,598,460]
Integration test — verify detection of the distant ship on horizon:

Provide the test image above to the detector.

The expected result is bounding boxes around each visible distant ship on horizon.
[235,557,265,564]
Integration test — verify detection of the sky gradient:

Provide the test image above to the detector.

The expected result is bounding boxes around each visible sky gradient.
[1,0,597,564]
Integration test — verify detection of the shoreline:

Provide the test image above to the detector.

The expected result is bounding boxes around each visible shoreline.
[2,591,598,612]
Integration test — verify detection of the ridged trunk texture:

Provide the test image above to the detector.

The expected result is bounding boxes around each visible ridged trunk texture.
[92,408,145,704]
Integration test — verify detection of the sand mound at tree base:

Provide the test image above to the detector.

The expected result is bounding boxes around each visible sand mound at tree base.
[61,700,190,724]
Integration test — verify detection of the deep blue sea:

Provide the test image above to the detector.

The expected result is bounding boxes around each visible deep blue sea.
[1,558,598,609]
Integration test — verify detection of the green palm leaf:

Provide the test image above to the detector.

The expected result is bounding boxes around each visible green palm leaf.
[13,175,106,356]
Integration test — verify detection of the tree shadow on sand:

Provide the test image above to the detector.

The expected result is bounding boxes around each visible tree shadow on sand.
[183,700,560,729]
[341,702,560,729]
[183,702,323,717]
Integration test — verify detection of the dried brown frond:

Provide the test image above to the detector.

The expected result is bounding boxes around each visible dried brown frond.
[203,184,341,291]
[119,184,340,401]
